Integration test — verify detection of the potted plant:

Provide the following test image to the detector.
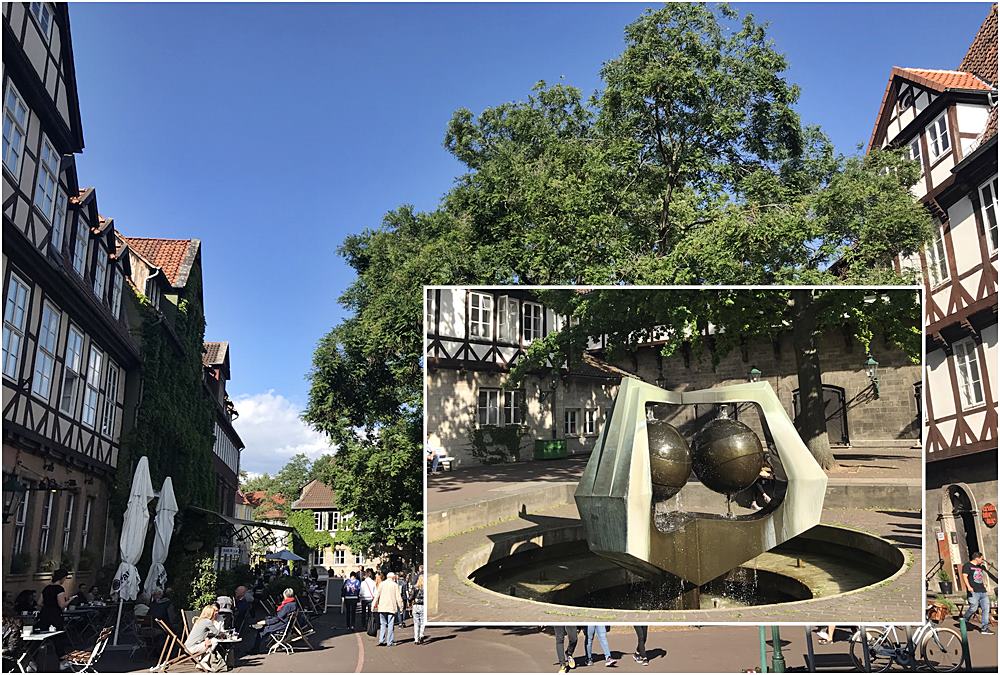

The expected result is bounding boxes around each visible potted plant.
[937,567,953,595]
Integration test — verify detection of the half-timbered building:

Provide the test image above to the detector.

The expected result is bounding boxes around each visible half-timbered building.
[203,341,243,522]
[291,479,378,578]
[3,2,140,598]
[871,6,998,587]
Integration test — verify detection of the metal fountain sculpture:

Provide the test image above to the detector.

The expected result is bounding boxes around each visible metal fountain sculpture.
[575,377,827,587]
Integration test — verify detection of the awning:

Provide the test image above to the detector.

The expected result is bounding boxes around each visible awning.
[188,505,295,549]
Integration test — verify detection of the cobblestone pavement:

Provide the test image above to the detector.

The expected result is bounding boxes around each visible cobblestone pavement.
[99,614,998,672]
[429,502,923,624]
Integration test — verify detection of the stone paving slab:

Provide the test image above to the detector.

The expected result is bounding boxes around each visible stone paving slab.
[428,503,924,625]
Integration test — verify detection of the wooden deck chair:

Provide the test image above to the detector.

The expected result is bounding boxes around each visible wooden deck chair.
[263,611,298,655]
[288,598,316,650]
[61,626,114,673]
[150,619,204,673]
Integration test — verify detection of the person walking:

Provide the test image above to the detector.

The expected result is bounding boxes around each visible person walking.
[397,573,409,628]
[372,572,404,647]
[553,625,579,673]
[359,571,377,629]
[411,575,427,645]
[342,572,361,630]
[35,569,70,632]
[962,552,995,635]
[632,625,649,666]
[585,625,617,667]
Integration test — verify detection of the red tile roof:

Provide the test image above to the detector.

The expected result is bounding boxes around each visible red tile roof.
[894,68,992,93]
[121,237,199,287]
[983,106,998,143]
[959,5,998,88]
[291,479,337,510]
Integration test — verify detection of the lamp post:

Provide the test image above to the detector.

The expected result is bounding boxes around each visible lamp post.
[865,354,880,399]
[748,366,762,383]
[3,473,27,524]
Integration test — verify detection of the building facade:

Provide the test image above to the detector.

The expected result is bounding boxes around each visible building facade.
[426,288,921,469]
[871,7,998,588]
[203,341,243,519]
[2,2,141,601]
[291,479,372,578]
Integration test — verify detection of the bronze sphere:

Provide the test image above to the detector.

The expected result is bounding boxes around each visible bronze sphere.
[691,418,765,495]
[647,419,692,499]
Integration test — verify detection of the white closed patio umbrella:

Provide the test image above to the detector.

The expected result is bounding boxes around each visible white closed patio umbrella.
[111,455,156,644]
[143,476,177,598]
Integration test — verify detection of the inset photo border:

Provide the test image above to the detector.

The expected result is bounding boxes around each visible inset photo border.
[423,285,926,626]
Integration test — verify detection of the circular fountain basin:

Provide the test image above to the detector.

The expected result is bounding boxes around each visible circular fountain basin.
[465,523,905,612]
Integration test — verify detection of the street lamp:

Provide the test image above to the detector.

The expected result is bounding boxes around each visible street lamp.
[865,354,880,399]
[748,366,762,383]
[3,473,27,524]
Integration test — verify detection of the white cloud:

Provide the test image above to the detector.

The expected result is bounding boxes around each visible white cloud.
[232,390,333,475]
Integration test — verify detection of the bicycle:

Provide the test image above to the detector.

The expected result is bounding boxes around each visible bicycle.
[848,606,964,673]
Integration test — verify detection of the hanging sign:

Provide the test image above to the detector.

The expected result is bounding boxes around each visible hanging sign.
[982,503,997,528]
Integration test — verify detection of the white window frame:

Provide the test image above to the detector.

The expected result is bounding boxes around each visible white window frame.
[29,2,54,42]
[71,220,87,277]
[101,361,119,438]
[81,496,94,550]
[497,295,520,343]
[12,480,29,554]
[39,490,54,555]
[477,388,501,426]
[954,337,985,409]
[92,248,107,300]
[314,511,323,530]
[927,112,951,160]
[3,273,31,379]
[3,81,29,178]
[329,511,340,532]
[51,190,68,253]
[81,346,104,428]
[523,301,543,343]
[31,301,60,401]
[146,278,161,309]
[355,552,365,565]
[907,137,922,168]
[62,492,75,551]
[468,291,493,339]
[503,390,524,426]
[110,270,123,319]
[60,325,84,415]
[584,409,597,435]
[312,547,324,566]
[34,134,60,223]
[979,176,998,253]
[333,549,345,566]
[925,224,949,287]
[564,409,579,436]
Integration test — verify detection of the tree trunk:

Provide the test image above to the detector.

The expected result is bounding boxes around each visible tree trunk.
[790,290,835,470]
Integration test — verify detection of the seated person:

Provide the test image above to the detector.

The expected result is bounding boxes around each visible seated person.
[250,588,298,652]
[69,583,91,606]
[13,590,37,614]
[184,605,222,670]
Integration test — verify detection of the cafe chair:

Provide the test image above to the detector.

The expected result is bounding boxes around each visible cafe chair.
[60,625,113,673]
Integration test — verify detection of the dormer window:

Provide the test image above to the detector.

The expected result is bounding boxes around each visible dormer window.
[29,3,53,42]
[92,249,107,300]
[927,112,951,160]
[145,277,161,309]
[111,270,123,319]
[51,190,67,252]
[71,220,87,277]
[980,176,998,253]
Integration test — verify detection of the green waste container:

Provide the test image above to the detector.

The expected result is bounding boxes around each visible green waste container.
[534,439,568,460]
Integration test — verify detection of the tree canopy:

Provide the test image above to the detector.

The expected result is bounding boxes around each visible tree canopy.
[304,4,933,541]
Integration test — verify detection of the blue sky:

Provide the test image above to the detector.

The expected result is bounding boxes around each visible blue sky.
[66,2,990,473]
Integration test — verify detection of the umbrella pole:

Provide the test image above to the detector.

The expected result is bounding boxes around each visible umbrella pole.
[113,598,124,645]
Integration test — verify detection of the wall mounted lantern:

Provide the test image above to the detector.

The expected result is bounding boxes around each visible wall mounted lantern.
[865,354,880,399]
[748,366,762,383]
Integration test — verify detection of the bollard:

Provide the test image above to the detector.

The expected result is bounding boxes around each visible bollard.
[959,617,972,671]
[770,626,786,673]
[759,626,768,673]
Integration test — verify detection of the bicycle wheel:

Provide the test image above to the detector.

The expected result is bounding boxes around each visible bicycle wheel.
[921,626,964,673]
[849,628,896,673]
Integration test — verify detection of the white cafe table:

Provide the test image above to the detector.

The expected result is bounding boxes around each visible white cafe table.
[16,630,65,672]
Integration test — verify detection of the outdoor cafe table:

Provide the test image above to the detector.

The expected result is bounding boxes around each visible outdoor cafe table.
[64,606,105,641]
[15,630,65,673]
[215,635,242,671]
